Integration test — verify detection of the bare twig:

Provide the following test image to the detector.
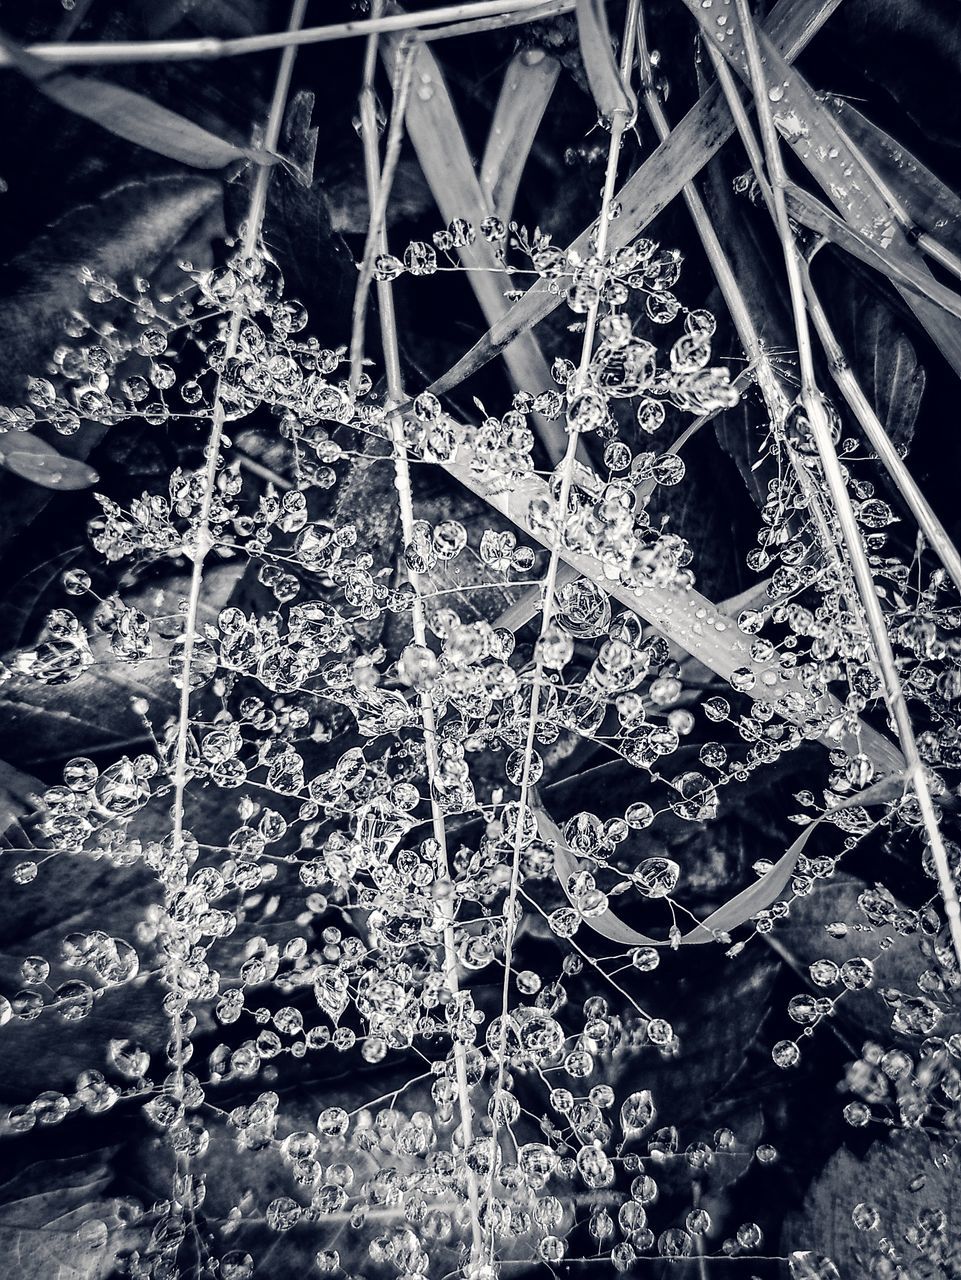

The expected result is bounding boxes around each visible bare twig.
[349,36,417,393]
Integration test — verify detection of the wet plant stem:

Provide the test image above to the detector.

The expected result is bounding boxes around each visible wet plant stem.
[355,11,484,1262]
[0,1,575,66]
[166,0,309,1232]
[485,0,642,1261]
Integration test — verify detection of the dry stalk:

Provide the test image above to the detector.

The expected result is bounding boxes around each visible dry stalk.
[0,1,574,67]
[166,0,310,1212]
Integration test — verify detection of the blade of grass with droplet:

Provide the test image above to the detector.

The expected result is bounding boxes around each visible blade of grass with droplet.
[0,32,267,170]
[383,35,568,461]
[493,369,758,632]
[682,4,961,378]
[480,50,559,224]
[426,0,843,400]
[828,98,961,253]
[574,0,635,124]
[782,185,961,320]
[534,775,900,948]
[440,438,903,776]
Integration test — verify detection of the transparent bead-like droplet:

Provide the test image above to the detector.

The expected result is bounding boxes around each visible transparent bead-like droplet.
[658,1228,693,1258]
[668,771,718,821]
[620,1089,656,1136]
[633,858,679,898]
[788,1253,842,1280]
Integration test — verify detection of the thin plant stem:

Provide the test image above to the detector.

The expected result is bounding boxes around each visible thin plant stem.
[165,0,310,1227]
[349,36,418,394]
[636,8,790,426]
[730,0,961,967]
[1,0,575,67]
[485,0,641,1261]
[420,1,570,41]
[798,254,961,597]
[355,10,484,1261]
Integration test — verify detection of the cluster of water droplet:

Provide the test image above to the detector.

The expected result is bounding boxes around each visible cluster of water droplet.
[0,178,957,1280]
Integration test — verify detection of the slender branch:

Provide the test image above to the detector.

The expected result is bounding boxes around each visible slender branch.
[355,10,484,1261]
[0,0,574,67]
[730,0,961,967]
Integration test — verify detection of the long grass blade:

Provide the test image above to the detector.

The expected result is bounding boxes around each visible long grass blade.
[0,32,266,169]
[480,50,559,224]
[0,1,577,66]
[782,184,961,320]
[829,98,961,255]
[575,0,635,124]
[684,2,961,379]
[439,435,902,776]
[536,775,900,948]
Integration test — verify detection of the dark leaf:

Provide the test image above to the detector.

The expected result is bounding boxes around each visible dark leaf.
[0,435,97,492]
[823,262,926,454]
[766,875,958,1044]
[0,174,222,547]
[784,1131,961,1278]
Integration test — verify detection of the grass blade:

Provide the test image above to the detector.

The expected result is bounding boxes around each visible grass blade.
[783,185,961,320]
[574,0,635,124]
[0,32,265,170]
[535,776,900,948]
[491,373,757,632]
[829,99,961,253]
[683,3,961,379]
[0,435,98,490]
[440,436,903,776]
[385,35,567,461]
[480,50,559,224]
